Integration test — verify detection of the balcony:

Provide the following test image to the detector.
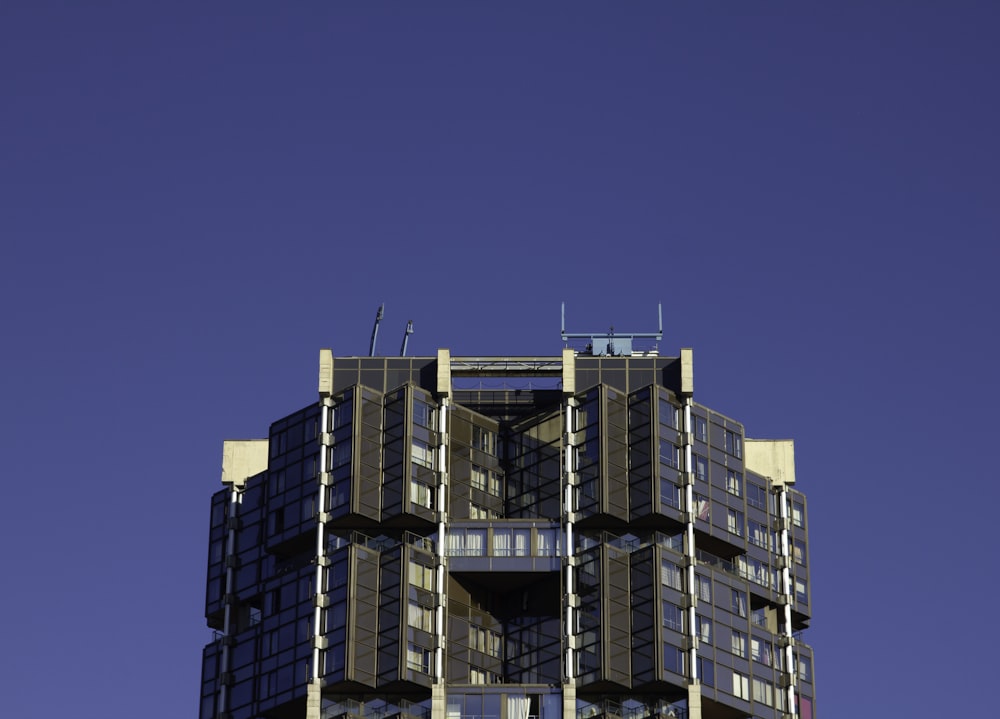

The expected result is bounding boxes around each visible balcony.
[577,700,686,719]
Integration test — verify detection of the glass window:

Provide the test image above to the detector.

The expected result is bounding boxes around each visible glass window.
[470,465,501,496]
[472,425,495,454]
[747,482,766,510]
[408,601,434,633]
[752,636,773,666]
[469,666,499,684]
[409,561,435,591]
[730,629,747,658]
[732,671,749,700]
[749,520,769,549]
[661,481,681,509]
[663,601,683,632]
[792,500,805,527]
[696,574,712,602]
[693,415,708,442]
[446,529,486,556]
[659,442,681,469]
[726,470,742,496]
[794,539,807,565]
[410,480,434,509]
[731,589,747,617]
[661,560,683,590]
[412,399,433,429]
[333,395,353,428]
[752,677,773,706]
[659,399,680,429]
[329,443,351,469]
[537,529,559,556]
[406,643,432,674]
[724,430,742,458]
[795,578,808,604]
[663,644,684,675]
[695,494,710,522]
[698,657,714,687]
[412,439,433,469]
[696,615,712,644]
[797,655,813,682]
[469,625,502,657]
[727,508,744,536]
[469,503,498,520]
[692,454,708,481]
[745,556,768,587]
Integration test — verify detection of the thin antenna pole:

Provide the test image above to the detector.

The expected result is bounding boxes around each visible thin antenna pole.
[369,304,384,357]
[400,320,414,356]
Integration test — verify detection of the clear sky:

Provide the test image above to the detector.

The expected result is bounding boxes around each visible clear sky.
[2,2,998,717]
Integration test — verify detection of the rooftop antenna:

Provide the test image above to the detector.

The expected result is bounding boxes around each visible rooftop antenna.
[399,320,414,356]
[369,303,384,357]
[561,302,663,356]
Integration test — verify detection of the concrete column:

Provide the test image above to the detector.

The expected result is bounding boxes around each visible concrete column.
[562,395,579,683]
[686,683,702,719]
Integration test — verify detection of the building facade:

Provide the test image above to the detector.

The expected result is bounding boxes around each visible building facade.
[200,347,816,719]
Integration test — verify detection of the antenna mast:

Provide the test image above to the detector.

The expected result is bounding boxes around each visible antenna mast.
[369,304,384,357]
[400,320,414,356]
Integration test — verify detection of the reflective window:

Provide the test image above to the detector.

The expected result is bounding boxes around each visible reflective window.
[726,470,742,496]
[412,399,433,429]
[752,636,773,666]
[695,494,710,522]
[732,589,747,617]
[469,625,502,657]
[472,425,495,454]
[663,644,684,674]
[749,520,769,549]
[658,398,680,429]
[795,578,808,605]
[747,482,767,510]
[730,629,747,658]
[696,574,712,602]
[752,677,773,706]
[698,657,714,687]
[697,615,712,644]
[792,501,805,527]
[409,561,435,591]
[470,465,501,496]
[724,430,742,458]
[446,529,486,557]
[407,601,434,632]
[727,508,744,536]
[537,529,560,556]
[661,560,683,590]
[797,655,813,682]
[693,416,708,442]
[411,439,433,469]
[659,442,681,469]
[732,671,749,700]
[469,666,500,684]
[410,480,434,509]
[406,643,432,674]
[661,481,681,509]
[692,454,708,481]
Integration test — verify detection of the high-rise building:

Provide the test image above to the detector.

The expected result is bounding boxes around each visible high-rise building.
[200,339,816,719]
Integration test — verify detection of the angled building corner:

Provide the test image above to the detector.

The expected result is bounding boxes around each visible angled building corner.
[199,341,816,719]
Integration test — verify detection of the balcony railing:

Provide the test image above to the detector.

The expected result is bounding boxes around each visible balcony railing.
[577,700,686,719]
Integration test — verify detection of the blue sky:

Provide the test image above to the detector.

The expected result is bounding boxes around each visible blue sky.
[2,3,998,717]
